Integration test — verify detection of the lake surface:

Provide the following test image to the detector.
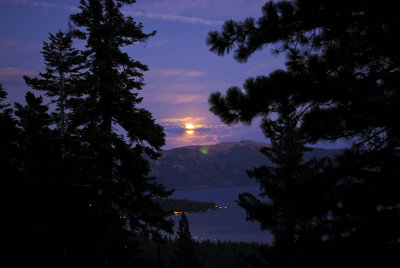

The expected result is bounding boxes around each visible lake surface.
[170,186,273,244]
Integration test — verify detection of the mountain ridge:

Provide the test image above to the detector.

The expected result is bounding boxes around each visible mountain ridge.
[151,140,343,190]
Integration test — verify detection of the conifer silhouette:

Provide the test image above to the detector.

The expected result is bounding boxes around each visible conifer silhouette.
[24,29,84,160]
[238,106,333,267]
[172,213,201,268]
[5,0,173,266]
[67,0,173,264]
[207,1,400,266]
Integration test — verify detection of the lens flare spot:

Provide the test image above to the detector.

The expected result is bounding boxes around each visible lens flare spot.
[200,145,208,154]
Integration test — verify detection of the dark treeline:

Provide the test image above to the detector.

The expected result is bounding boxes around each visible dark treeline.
[135,237,267,268]
[133,213,268,268]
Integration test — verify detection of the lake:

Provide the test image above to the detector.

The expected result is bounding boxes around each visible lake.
[170,186,273,244]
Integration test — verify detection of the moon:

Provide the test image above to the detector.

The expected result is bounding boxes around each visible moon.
[185,123,195,129]
[185,123,195,134]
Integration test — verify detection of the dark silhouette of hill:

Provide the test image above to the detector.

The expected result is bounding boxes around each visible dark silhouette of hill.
[151,140,343,190]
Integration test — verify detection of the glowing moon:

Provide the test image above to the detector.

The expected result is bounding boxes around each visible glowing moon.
[185,123,195,134]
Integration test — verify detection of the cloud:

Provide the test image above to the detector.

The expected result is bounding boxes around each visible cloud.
[142,67,212,105]
[160,117,213,136]
[164,132,228,149]
[2,0,265,24]
[0,67,36,80]
[143,70,212,104]
[146,93,206,104]
[1,0,59,7]
[0,39,42,54]
[0,0,75,10]
[160,116,233,136]
[159,117,208,129]
[152,68,205,77]
[148,38,172,47]
[156,115,267,149]
[123,10,223,26]
[148,82,210,94]
[160,117,206,124]
[160,119,249,149]
[133,0,266,21]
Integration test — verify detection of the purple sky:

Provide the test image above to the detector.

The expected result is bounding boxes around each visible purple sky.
[0,0,348,149]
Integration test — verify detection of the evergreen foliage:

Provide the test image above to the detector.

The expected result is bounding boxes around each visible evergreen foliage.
[207,1,400,266]
[24,30,84,160]
[68,0,172,236]
[14,92,56,192]
[20,32,99,266]
[2,0,173,266]
[131,233,267,268]
[172,213,201,268]
[238,108,333,267]
[11,92,76,266]
[0,84,18,179]
[0,84,20,255]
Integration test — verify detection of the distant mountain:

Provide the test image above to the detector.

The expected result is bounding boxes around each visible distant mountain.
[151,140,343,190]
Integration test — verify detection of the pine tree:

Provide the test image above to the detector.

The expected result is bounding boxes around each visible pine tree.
[172,213,201,268]
[14,92,55,181]
[207,0,400,145]
[207,1,400,266]
[24,29,84,160]
[20,31,105,265]
[0,84,18,179]
[66,0,173,264]
[0,84,21,249]
[238,107,333,267]
[13,92,67,265]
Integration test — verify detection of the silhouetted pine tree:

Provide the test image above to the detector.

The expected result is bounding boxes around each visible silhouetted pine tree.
[24,29,84,160]
[66,0,173,265]
[207,1,400,266]
[19,32,105,266]
[0,84,18,179]
[238,107,333,267]
[0,84,21,252]
[13,92,67,265]
[14,92,55,184]
[11,92,99,266]
[172,213,201,268]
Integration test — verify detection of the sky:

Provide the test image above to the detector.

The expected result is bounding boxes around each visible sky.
[0,0,346,149]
